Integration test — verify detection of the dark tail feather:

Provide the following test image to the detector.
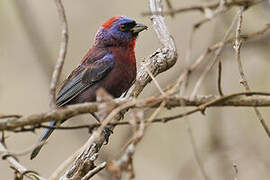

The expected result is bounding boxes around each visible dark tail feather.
[30,120,57,159]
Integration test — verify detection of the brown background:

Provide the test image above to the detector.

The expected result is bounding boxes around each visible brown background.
[1,0,270,179]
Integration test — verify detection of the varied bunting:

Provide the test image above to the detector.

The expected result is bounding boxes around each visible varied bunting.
[30,16,147,159]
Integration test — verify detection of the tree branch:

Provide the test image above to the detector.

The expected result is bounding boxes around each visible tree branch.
[127,0,178,97]
[0,133,46,180]
[2,92,270,132]
[53,0,177,178]
[49,0,69,109]
[142,0,266,16]
[233,6,270,138]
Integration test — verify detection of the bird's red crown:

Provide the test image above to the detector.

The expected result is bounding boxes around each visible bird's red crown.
[102,16,121,29]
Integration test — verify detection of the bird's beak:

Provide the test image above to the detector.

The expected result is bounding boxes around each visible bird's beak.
[131,23,148,33]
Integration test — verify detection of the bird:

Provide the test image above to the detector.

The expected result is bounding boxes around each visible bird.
[30,16,147,159]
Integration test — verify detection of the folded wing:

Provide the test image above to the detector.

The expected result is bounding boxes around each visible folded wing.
[56,53,114,106]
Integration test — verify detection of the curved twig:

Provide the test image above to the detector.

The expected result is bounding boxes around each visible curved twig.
[49,0,69,109]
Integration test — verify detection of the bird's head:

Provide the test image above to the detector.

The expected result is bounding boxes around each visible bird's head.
[94,16,147,47]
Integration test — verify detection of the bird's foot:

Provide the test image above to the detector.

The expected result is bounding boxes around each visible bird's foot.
[103,127,113,145]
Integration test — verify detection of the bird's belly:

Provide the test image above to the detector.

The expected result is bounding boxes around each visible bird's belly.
[101,67,135,97]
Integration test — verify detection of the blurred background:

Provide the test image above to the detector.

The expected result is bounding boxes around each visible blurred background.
[1,0,270,179]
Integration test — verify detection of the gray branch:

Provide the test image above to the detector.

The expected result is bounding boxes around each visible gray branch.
[1,92,270,131]
[127,0,178,97]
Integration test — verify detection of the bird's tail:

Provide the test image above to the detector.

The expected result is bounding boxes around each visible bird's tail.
[30,120,57,159]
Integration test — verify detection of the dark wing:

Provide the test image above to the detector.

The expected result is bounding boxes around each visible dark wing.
[56,53,114,107]
[82,54,114,83]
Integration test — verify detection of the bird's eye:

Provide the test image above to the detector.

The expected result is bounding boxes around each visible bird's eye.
[119,24,127,31]
[119,21,136,32]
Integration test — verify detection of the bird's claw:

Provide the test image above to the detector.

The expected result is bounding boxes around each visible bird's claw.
[103,127,113,145]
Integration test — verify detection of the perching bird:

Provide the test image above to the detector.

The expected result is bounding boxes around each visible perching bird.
[30,16,147,159]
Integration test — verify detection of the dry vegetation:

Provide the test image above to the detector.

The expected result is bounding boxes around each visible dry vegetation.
[1,0,270,179]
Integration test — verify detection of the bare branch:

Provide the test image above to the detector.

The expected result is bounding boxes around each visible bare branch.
[233,163,239,180]
[0,114,22,119]
[49,0,69,109]
[54,90,116,180]
[233,7,270,138]
[164,0,175,17]
[0,133,46,180]
[190,8,240,99]
[2,0,269,179]
[186,119,210,180]
[142,0,266,16]
[107,110,145,179]
[217,61,224,96]
[127,0,178,98]
[156,92,270,123]
[53,1,176,178]
[2,92,270,132]
[168,22,270,98]
[0,102,98,131]
[1,7,268,134]
[142,63,165,95]
[81,162,107,180]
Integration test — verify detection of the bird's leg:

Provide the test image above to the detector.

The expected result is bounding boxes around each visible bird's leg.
[90,113,112,144]
[90,112,101,123]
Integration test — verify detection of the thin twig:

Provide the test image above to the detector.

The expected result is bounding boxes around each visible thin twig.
[55,0,177,178]
[142,63,165,95]
[177,73,210,180]
[190,23,270,71]
[217,61,224,96]
[41,92,270,160]
[233,163,238,180]
[49,0,69,109]
[55,90,116,180]
[127,0,177,98]
[193,0,229,29]
[0,114,22,119]
[157,92,270,123]
[165,0,175,17]
[233,6,270,138]
[161,6,270,97]
[81,162,107,180]
[142,0,266,16]
[1,92,269,134]
[109,101,165,178]
[52,91,135,179]
[107,110,145,179]
[1,23,268,133]
[0,134,46,180]
[190,8,241,99]
[179,83,210,180]
[2,91,270,132]
[2,0,269,179]
[186,119,210,180]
